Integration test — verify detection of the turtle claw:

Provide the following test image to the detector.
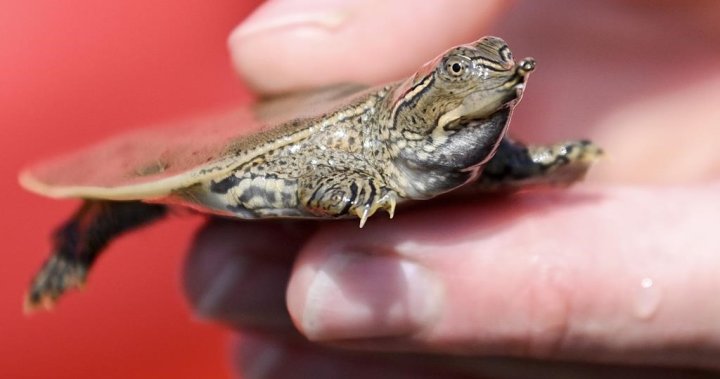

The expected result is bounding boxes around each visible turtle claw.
[382,192,397,219]
[355,191,398,228]
[24,254,88,314]
[356,206,371,228]
[24,292,57,314]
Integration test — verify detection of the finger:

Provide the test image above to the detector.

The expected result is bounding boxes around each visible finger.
[183,219,315,330]
[286,183,720,369]
[232,333,709,379]
[588,76,720,183]
[487,2,720,183]
[229,0,508,94]
[232,333,459,379]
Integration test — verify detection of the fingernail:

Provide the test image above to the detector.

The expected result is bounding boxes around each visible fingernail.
[231,0,353,39]
[300,251,443,341]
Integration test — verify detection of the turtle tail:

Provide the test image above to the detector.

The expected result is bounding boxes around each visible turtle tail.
[24,200,167,313]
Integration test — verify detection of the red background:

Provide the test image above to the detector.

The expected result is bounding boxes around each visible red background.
[0,1,261,378]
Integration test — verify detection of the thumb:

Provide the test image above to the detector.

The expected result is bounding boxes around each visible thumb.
[228,0,508,94]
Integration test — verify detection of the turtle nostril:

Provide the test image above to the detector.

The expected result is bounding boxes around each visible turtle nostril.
[518,58,536,74]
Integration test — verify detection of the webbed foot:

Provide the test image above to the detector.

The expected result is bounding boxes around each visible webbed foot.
[299,161,397,227]
[25,255,88,312]
[476,138,603,191]
[25,200,166,313]
[527,140,604,186]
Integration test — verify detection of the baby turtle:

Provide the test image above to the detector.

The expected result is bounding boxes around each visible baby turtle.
[20,36,601,311]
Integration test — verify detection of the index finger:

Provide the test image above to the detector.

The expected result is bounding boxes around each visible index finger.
[285,184,720,370]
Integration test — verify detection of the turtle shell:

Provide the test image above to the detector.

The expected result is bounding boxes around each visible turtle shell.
[19,85,367,202]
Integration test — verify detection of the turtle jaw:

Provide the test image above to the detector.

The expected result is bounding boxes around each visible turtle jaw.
[503,57,535,100]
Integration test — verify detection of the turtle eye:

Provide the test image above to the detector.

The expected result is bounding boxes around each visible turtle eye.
[499,46,513,62]
[451,62,462,74]
[444,55,470,78]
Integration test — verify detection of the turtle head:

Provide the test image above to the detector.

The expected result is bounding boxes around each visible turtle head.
[432,36,534,128]
[391,36,534,132]
[389,36,535,198]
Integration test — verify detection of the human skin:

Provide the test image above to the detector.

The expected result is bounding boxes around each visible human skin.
[183,1,720,377]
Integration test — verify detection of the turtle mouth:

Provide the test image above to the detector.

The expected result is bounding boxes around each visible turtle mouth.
[501,57,535,92]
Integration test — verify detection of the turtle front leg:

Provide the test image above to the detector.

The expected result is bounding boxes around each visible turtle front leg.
[475,138,603,191]
[298,163,397,228]
[26,200,167,312]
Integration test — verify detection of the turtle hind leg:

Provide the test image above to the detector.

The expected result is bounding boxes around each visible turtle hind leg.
[475,138,603,191]
[25,200,167,312]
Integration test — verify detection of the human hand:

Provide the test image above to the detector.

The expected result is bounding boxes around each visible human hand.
[184,1,720,377]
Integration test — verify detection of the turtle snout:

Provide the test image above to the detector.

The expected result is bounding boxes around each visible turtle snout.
[517,58,536,76]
